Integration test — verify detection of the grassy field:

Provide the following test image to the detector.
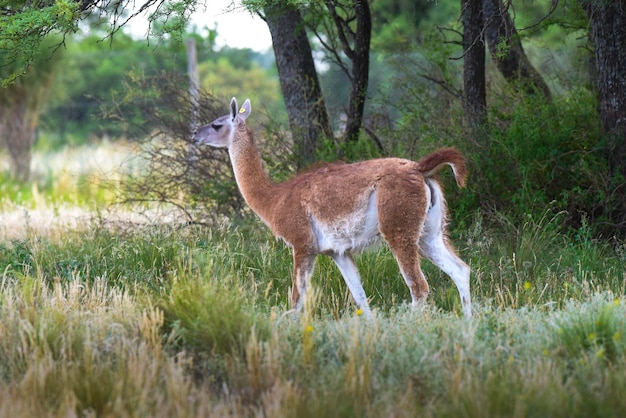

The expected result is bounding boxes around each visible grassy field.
[1,145,625,417]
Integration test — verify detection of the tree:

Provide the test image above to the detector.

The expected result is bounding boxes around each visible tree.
[1,0,77,87]
[580,0,626,231]
[580,1,626,139]
[262,3,333,168]
[42,33,160,144]
[369,0,434,51]
[0,37,61,181]
[317,0,372,144]
[0,0,195,86]
[0,0,198,181]
[2,0,375,168]
[482,0,552,99]
[40,29,223,146]
[460,0,553,133]
[257,0,377,163]
[461,0,486,131]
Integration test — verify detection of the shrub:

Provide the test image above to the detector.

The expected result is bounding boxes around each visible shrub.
[158,273,269,357]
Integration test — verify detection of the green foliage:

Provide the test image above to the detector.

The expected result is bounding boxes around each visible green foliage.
[1,226,186,291]
[38,31,279,148]
[318,0,620,239]
[198,55,282,121]
[0,0,210,86]
[315,135,383,163]
[40,31,210,146]
[0,0,79,86]
[369,0,435,51]
[0,239,33,278]
[159,274,268,357]
[362,49,611,236]
[145,0,198,40]
[460,91,609,232]
[556,299,624,365]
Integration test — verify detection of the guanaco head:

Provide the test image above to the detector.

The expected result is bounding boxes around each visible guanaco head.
[193,97,251,148]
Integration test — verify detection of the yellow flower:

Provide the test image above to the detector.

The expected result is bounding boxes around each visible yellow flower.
[305,325,313,334]
[356,308,363,316]
[523,281,532,290]
[588,332,596,341]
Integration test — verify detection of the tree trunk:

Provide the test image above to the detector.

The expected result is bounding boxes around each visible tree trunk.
[581,1,626,138]
[186,37,200,172]
[264,4,333,168]
[1,92,35,182]
[482,0,552,100]
[325,0,372,144]
[461,0,487,131]
[1,37,58,183]
[581,0,626,231]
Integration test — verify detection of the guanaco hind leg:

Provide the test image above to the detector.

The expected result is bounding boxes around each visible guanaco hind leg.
[389,242,431,309]
[420,181,472,317]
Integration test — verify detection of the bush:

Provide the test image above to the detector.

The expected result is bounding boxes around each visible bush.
[159,275,267,356]
[464,91,607,231]
[105,72,295,224]
[359,83,613,237]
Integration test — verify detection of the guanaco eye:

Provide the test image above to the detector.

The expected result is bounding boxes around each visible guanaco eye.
[211,123,222,131]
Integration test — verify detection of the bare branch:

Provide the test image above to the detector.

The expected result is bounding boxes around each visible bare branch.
[518,0,559,32]
[324,0,355,60]
[419,73,463,100]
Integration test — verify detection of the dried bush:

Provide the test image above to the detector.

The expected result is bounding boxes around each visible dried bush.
[103,71,294,225]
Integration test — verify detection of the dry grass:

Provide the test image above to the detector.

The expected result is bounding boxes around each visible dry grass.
[0,215,625,417]
[0,143,625,417]
[0,276,206,417]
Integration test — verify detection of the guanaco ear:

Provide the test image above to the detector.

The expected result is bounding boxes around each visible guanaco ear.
[238,99,251,121]
[230,97,238,121]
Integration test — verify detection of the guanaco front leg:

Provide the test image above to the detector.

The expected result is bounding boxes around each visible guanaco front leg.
[291,251,316,311]
[331,253,373,319]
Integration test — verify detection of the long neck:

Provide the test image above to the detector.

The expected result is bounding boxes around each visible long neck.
[229,126,278,223]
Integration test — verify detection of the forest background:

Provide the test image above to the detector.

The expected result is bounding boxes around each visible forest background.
[1,1,626,416]
[1,0,624,238]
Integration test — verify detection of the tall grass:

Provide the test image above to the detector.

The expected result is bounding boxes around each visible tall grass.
[0,276,196,417]
[0,207,625,416]
[1,140,626,416]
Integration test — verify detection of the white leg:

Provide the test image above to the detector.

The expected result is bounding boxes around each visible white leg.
[420,234,471,317]
[420,181,471,318]
[331,253,373,319]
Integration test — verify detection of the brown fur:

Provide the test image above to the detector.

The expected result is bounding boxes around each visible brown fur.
[193,98,472,318]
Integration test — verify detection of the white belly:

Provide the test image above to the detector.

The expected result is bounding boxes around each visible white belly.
[310,191,381,255]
